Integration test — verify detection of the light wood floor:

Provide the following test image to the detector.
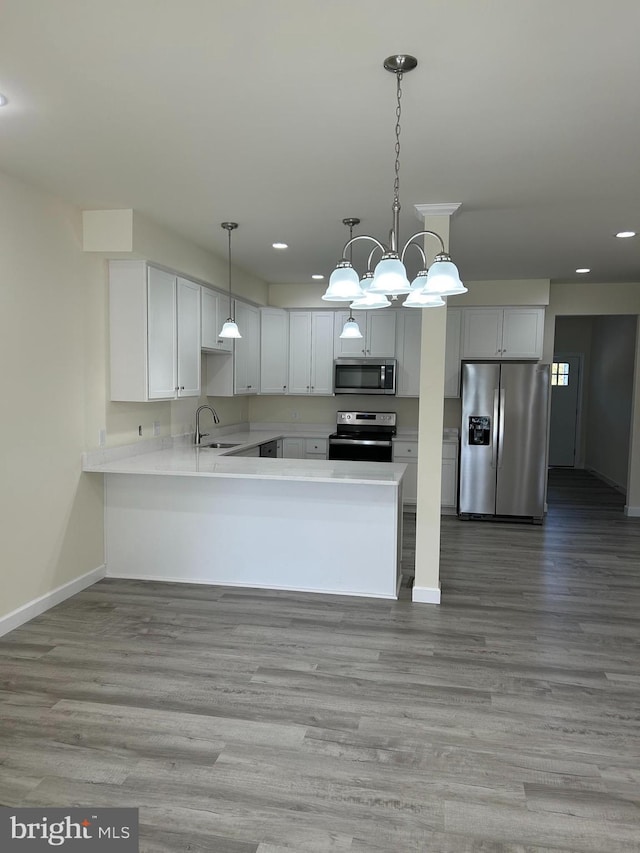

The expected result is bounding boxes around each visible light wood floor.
[1,469,639,852]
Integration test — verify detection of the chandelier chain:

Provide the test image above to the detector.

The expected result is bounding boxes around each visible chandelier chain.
[393,70,403,206]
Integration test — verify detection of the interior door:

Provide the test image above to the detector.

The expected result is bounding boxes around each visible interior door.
[549,354,581,466]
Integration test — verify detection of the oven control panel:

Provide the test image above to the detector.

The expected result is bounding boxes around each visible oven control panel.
[336,411,397,427]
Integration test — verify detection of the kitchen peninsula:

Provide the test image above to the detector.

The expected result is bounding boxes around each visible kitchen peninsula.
[83,431,406,599]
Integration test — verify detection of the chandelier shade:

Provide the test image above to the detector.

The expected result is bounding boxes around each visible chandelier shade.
[339,316,364,339]
[423,255,467,296]
[321,261,363,302]
[369,255,411,295]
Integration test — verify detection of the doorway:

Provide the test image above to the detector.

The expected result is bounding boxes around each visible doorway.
[548,353,582,467]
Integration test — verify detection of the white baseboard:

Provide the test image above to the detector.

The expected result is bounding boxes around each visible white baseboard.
[624,505,640,517]
[0,565,106,639]
[412,585,441,604]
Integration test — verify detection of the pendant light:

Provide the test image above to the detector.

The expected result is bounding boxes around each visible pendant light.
[218,222,241,339]
[337,218,364,339]
[322,55,466,305]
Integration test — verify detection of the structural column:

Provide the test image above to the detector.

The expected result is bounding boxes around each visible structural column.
[412,203,460,604]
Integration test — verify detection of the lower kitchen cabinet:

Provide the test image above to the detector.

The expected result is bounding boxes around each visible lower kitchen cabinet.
[282,436,327,459]
[393,438,458,512]
[441,441,458,513]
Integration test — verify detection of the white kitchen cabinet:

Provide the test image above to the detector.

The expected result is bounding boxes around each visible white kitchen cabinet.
[334,310,396,358]
[260,307,289,394]
[395,307,462,398]
[282,436,327,459]
[441,441,458,513]
[461,307,544,360]
[392,440,418,505]
[282,437,304,458]
[393,438,458,512]
[234,301,260,394]
[201,288,233,353]
[288,311,334,395]
[395,311,421,397]
[444,308,462,397]
[109,260,201,402]
[205,298,259,397]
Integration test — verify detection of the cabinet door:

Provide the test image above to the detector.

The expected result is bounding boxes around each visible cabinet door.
[461,308,503,359]
[367,310,396,357]
[395,311,421,397]
[310,312,335,394]
[176,278,201,398]
[288,312,312,394]
[441,457,457,508]
[201,289,233,352]
[260,308,289,394]
[444,307,462,397]
[147,267,177,399]
[282,437,304,458]
[234,301,260,394]
[501,308,544,359]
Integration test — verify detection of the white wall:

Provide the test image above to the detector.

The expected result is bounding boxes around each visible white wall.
[0,170,106,621]
[0,169,268,628]
[584,315,636,490]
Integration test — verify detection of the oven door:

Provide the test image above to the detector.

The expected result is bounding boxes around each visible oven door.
[328,437,393,463]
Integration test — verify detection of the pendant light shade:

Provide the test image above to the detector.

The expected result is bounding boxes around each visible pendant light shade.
[340,316,364,339]
[219,319,242,337]
[219,221,241,339]
[423,254,467,296]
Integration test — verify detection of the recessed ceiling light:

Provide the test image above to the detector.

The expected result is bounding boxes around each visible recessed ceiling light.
[0,94,8,107]
[272,242,288,250]
[576,268,591,274]
[615,230,636,238]
[312,274,324,280]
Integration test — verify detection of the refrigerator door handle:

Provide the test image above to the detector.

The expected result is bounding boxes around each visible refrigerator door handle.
[491,389,499,468]
[497,388,506,468]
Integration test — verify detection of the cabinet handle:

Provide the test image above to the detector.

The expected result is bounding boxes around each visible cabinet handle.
[283,385,287,390]
[306,385,310,389]
[180,386,185,390]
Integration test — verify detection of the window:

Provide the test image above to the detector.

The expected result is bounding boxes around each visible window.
[551,362,570,386]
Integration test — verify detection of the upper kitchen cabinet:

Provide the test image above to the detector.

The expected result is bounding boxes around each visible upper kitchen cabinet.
[334,310,396,358]
[109,260,201,401]
[288,311,334,395]
[233,301,260,394]
[395,307,462,398]
[260,307,289,394]
[205,299,260,396]
[201,288,233,353]
[461,307,544,360]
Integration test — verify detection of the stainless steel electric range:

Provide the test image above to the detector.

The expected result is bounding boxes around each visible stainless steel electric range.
[328,411,397,463]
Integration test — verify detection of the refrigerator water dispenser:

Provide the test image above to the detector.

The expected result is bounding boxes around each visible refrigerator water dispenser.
[468,416,491,446]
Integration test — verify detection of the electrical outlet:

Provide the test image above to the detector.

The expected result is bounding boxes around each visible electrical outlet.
[98,428,106,447]
[290,410,299,420]
[153,421,161,437]
[138,425,143,437]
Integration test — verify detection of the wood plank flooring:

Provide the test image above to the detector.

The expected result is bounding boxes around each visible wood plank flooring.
[1,468,639,852]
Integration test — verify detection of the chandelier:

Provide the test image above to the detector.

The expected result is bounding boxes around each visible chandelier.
[322,55,467,312]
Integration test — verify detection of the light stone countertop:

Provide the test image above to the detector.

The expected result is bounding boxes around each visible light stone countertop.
[83,430,406,486]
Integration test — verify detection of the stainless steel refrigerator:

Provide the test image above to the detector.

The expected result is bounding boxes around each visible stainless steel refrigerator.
[459,362,550,521]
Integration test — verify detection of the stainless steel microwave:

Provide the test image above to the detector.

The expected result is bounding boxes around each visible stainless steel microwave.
[333,358,397,395]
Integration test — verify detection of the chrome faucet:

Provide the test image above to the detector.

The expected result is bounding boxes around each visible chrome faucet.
[195,405,220,444]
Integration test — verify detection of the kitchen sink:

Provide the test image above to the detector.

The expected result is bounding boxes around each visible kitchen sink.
[197,442,241,449]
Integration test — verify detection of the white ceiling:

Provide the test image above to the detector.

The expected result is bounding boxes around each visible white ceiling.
[1,0,639,287]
